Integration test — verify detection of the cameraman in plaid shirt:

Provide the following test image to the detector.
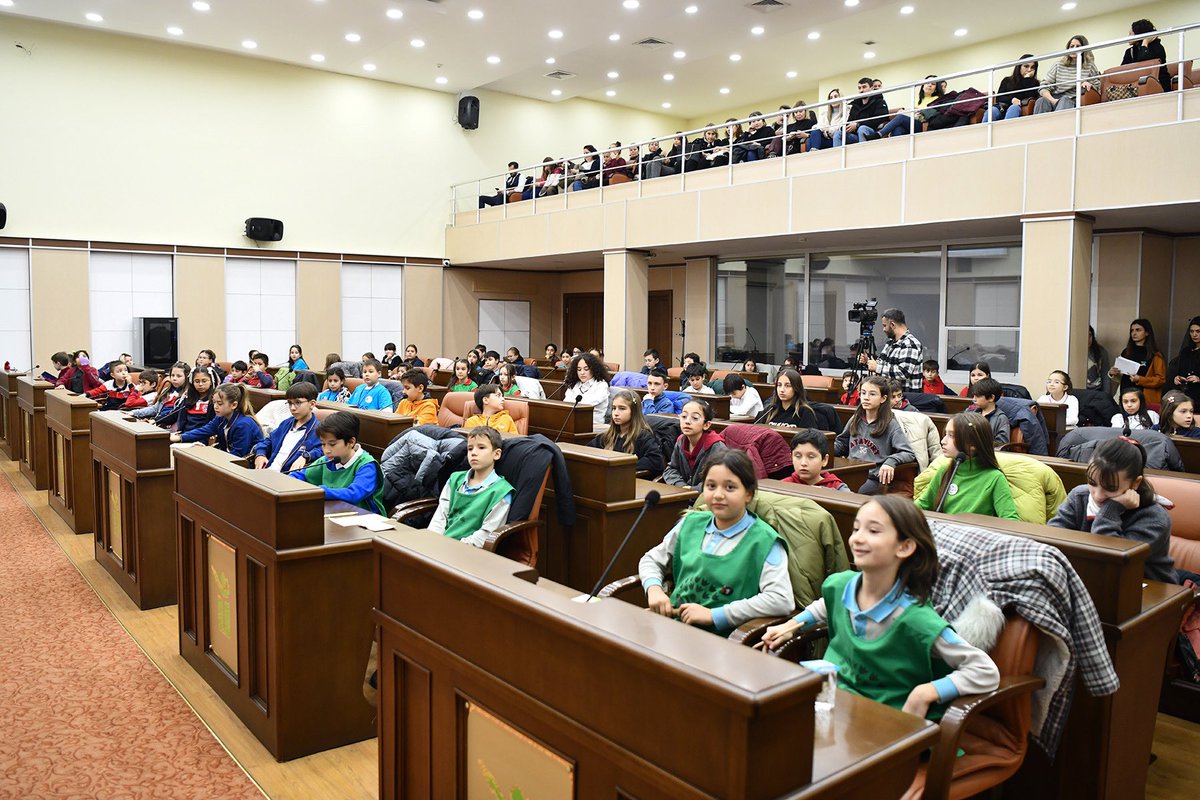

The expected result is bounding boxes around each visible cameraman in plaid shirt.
[861,308,925,392]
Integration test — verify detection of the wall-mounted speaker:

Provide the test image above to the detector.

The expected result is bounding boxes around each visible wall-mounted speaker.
[457,95,480,130]
[134,317,178,369]
[0,203,6,229]
[244,217,284,241]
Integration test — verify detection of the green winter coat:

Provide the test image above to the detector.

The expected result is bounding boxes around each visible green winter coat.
[914,451,1067,524]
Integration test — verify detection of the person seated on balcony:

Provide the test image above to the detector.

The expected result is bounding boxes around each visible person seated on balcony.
[806,88,844,151]
[766,106,791,156]
[664,132,686,172]
[522,157,562,200]
[1121,19,1169,92]
[569,145,600,191]
[625,144,641,180]
[478,162,521,208]
[879,76,945,137]
[834,77,889,146]
[601,142,630,185]
[1034,35,1100,114]
[641,139,677,179]
[784,103,817,155]
[685,126,720,171]
[985,57,1041,121]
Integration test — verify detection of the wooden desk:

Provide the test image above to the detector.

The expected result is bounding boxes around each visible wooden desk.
[0,369,22,460]
[245,385,285,411]
[313,401,413,460]
[1172,435,1200,473]
[372,530,938,799]
[524,398,596,445]
[16,377,53,490]
[90,412,178,609]
[45,390,97,533]
[543,442,698,591]
[174,447,376,760]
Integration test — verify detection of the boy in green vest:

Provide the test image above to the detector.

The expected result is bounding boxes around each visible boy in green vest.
[291,411,386,515]
[428,426,515,547]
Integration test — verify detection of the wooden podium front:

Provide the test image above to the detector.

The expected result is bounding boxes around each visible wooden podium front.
[45,390,97,534]
[174,447,376,761]
[90,412,177,609]
[373,531,938,799]
[16,377,53,489]
[0,369,22,460]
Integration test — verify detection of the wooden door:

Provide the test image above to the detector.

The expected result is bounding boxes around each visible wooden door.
[562,293,603,352]
[647,291,673,366]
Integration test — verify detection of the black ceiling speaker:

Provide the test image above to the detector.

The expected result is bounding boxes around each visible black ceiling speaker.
[244,217,283,241]
[458,95,480,130]
[0,203,6,229]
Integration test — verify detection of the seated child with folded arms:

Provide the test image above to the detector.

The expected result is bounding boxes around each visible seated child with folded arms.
[464,385,519,434]
[318,367,351,404]
[428,426,514,547]
[291,411,386,514]
[395,368,440,424]
[782,428,850,492]
[639,449,793,635]
[764,496,999,718]
[642,368,675,414]
[252,382,322,471]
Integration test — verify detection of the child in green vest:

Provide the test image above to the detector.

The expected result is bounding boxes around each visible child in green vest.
[291,411,386,515]
[916,412,1020,519]
[428,426,515,547]
[762,496,999,719]
[639,449,792,635]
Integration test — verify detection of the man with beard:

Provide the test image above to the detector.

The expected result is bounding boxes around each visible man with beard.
[861,308,924,391]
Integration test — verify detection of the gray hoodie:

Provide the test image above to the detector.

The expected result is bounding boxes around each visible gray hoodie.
[1048,484,1177,584]
[833,416,916,480]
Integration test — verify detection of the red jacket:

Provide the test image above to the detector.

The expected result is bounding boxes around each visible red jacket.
[923,377,949,395]
[55,365,103,393]
[782,470,849,491]
[720,423,793,478]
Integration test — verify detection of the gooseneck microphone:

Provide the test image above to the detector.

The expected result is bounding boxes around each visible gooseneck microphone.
[283,456,334,475]
[587,490,662,601]
[933,452,968,513]
[551,392,584,443]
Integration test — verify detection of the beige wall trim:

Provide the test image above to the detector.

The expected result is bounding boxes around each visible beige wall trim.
[5,235,438,265]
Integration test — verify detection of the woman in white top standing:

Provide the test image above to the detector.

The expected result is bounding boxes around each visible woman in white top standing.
[1036,370,1080,428]
[563,352,611,426]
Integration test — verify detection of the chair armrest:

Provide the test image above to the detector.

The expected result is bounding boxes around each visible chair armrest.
[998,442,1027,453]
[597,575,643,600]
[390,497,438,522]
[767,623,830,663]
[922,674,1046,800]
[729,615,793,647]
[481,518,540,566]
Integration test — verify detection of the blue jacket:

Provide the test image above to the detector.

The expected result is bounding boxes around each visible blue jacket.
[252,414,322,471]
[347,382,395,411]
[642,394,676,414]
[180,412,264,457]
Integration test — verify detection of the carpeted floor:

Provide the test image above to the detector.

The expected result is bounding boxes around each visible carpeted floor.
[0,470,263,799]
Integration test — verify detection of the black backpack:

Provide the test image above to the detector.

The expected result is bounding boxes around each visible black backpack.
[1072,389,1121,428]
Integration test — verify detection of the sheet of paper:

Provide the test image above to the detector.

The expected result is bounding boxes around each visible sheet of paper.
[1113,356,1142,376]
[328,513,395,531]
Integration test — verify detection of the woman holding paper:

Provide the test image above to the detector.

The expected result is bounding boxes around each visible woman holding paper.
[1109,319,1165,406]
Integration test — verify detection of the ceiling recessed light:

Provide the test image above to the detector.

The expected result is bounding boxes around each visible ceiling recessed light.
[844,0,859,6]
[751,26,764,35]
[310,53,325,62]
[548,29,563,39]
[663,73,674,81]
[786,70,798,78]
[467,9,484,20]
[545,57,556,64]
[1060,1,1076,8]
[729,53,741,62]
[167,26,183,35]
[863,50,876,59]
[719,87,730,94]
[364,63,377,72]
[345,33,361,43]
[85,12,103,22]
[954,27,967,36]
[900,5,915,13]
[607,70,619,78]
[386,8,403,19]
[623,0,640,8]
[606,89,616,97]
[241,39,257,49]
[192,1,210,11]
[551,89,562,96]
[661,101,671,109]
[487,55,501,64]
[673,50,686,59]
[807,31,820,40]
[411,38,426,48]
[608,33,621,41]
[435,75,448,84]
[684,4,698,13]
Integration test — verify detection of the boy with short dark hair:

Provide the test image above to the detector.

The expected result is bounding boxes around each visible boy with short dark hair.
[642,349,662,375]
[478,350,502,384]
[465,384,519,433]
[428,426,515,547]
[396,368,439,424]
[782,429,850,491]
[318,367,351,404]
[969,378,1011,445]
[86,361,136,410]
[224,360,248,384]
[346,359,393,410]
[254,382,322,471]
[123,368,159,409]
[921,359,953,395]
[642,368,675,414]
[682,363,715,394]
[724,373,764,419]
[244,353,274,388]
[292,411,386,514]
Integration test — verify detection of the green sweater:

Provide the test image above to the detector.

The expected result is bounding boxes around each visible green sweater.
[915,458,1020,520]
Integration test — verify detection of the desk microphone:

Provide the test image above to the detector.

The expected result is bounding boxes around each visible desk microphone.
[283,456,333,475]
[550,394,583,443]
[586,490,661,601]
[933,453,967,513]
[547,378,570,400]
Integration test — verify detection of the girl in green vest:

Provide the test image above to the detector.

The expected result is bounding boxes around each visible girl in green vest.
[428,426,515,547]
[915,412,1020,519]
[450,358,479,393]
[762,496,999,719]
[638,449,793,635]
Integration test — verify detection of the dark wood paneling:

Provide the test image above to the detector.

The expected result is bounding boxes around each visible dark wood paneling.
[647,290,673,365]
[563,293,603,352]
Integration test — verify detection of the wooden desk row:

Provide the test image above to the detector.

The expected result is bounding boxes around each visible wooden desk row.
[0,369,22,460]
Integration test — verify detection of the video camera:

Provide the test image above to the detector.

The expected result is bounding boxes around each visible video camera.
[848,298,878,336]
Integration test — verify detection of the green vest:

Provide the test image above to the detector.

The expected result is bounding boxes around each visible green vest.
[822,570,952,719]
[442,471,515,541]
[304,450,386,515]
[451,382,478,392]
[669,512,780,628]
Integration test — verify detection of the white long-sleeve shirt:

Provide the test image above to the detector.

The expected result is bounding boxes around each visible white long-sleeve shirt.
[729,389,764,419]
[568,378,610,425]
[1036,393,1079,428]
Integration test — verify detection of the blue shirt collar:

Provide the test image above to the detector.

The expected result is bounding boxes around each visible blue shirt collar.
[705,510,755,539]
[460,469,501,494]
[842,572,910,622]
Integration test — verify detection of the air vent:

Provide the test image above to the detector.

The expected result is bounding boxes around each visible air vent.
[633,37,671,49]
[746,0,790,11]
[544,70,577,80]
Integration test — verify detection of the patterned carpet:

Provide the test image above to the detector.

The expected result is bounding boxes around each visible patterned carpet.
[0,471,262,799]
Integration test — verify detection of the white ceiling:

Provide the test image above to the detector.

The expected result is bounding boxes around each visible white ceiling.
[6,0,1141,118]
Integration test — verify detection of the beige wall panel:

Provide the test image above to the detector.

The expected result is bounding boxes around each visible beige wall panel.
[1140,235,1175,342]
[906,148,1024,223]
[496,216,548,261]
[731,159,785,186]
[173,254,225,364]
[604,204,628,250]
[478,207,505,223]
[455,212,477,227]
[990,113,1074,148]
[845,137,908,169]
[790,164,903,232]
[31,249,90,369]
[684,258,716,359]
[445,223,499,265]
[626,194,700,247]
[443,268,561,359]
[546,207,605,256]
[1171,238,1200,349]
[649,266,687,364]
[1076,124,1200,208]
[1023,139,1076,213]
[1019,218,1092,388]
[683,169,732,191]
[1186,90,1200,120]
[1068,222,1094,385]
[295,260,341,365]
[503,201,535,219]
[565,191,602,209]
[602,184,638,203]
[561,271,605,294]
[697,182,790,240]
[535,195,567,213]
[603,251,649,370]
[1080,93,1178,135]
[1094,234,1142,354]
[640,175,687,197]
[785,148,844,177]
[403,265,444,360]
[911,125,988,159]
